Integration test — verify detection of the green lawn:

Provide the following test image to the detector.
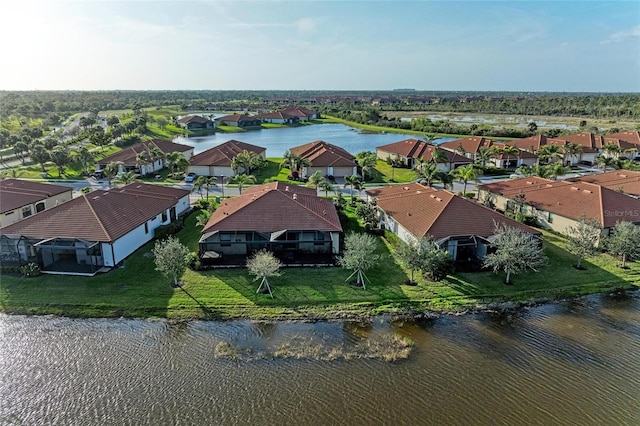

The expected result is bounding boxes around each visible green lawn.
[1,210,638,320]
[373,160,418,183]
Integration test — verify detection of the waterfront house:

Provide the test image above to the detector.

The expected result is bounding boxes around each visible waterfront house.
[0,179,73,227]
[280,105,319,121]
[96,139,194,176]
[288,140,357,178]
[376,139,472,172]
[478,177,640,235]
[186,140,266,177]
[199,182,342,265]
[253,111,298,124]
[439,137,538,169]
[176,115,215,130]
[215,114,262,128]
[0,183,190,275]
[366,183,539,262]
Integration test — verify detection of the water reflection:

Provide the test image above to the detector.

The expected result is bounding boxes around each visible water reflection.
[1,292,639,425]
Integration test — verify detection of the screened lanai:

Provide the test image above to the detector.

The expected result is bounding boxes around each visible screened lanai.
[34,238,104,275]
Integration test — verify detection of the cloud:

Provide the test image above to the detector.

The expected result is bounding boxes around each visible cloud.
[602,25,640,44]
[295,17,315,33]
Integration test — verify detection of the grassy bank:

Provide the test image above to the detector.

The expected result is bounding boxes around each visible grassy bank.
[319,116,470,138]
[1,211,638,321]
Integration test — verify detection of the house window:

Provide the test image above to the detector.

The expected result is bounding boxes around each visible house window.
[35,202,45,213]
[548,212,554,223]
[144,223,149,234]
[161,211,168,222]
[220,234,231,247]
[22,206,32,218]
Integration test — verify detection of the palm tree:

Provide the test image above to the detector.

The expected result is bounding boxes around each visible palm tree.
[146,144,166,171]
[344,174,362,201]
[204,176,217,200]
[165,151,188,174]
[531,164,552,179]
[597,155,615,171]
[71,146,94,176]
[307,170,326,190]
[602,143,621,160]
[537,145,562,165]
[319,181,336,198]
[104,161,123,188]
[227,173,255,194]
[422,134,441,145]
[430,147,449,166]
[116,170,138,186]
[416,161,440,187]
[562,142,583,166]
[515,165,534,177]
[450,164,479,195]
[498,145,521,168]
[233,150,262,175]
[193,176,206,198]
[547,163,567,180]
[355,151,377,180]
[280,150,311,176]
[475,146,495,169]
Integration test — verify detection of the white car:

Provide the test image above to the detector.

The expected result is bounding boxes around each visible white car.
[184,173,197,183]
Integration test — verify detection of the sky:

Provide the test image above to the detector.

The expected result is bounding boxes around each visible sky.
[1,0,639,92]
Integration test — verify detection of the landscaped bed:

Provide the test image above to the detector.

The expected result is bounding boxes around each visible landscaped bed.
[0,212,638,321]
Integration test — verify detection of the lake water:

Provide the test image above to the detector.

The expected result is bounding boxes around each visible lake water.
[1,292,639,425]
[173,123,457,157]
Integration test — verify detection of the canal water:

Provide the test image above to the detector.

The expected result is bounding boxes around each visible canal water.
[1,293,639,425]
[173,123,457,157]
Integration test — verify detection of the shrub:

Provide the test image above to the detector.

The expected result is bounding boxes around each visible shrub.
[20,262,41,278]
[154,221,184,240]
[194,198,212,211]
[114,135,140,148]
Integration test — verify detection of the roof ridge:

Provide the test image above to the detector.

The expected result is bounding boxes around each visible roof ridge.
[288,192,342,230]
[83,194,112,240]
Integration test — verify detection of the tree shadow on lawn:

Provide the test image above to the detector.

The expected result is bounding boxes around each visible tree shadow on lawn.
[177,284,218,320]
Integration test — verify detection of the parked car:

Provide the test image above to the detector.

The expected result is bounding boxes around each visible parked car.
[91,170,105,179]
[184,172,197,183]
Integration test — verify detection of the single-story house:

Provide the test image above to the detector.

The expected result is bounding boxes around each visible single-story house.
[477,177,640,235]
[215,114,262,128]
[253,111,298,124]
[376,138,472,172]
[366,183,539,262]
[604,131,640,160]
[0,179,73,227]
[199,182,342,264]
[280,105,319,121]
[177,115,215,130]
[0,183,190,275]
[439,137,538,169]
[96,139,194,176]
[505,134,601,165]
[289,140,357,178]
[568,170,640,199]
[187,140,267,177]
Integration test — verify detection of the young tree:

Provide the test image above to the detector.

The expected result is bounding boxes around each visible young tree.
[339,232,380,289]
[153,236,190,287]
[319,180,336,197]
[344,174,362,202]
[246,250,282,298]
[564,215,601,269]
[604,221,640,268]
[49,146,70,177]
[396,237,454,284]
[103,161,122,188]
[483,222,547,284]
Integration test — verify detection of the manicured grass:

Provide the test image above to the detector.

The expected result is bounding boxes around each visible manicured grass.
[373,160,418,183]
[1,210,638,320]
[216,125,247,133]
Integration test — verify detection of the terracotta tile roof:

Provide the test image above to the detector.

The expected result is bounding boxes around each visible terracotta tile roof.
[490,142,539,159]
[569,170,640,197]
[177,115,214,124]
[376,139,472,164]
[254,111,296,120]
[281,105,317,117]
[505,135,548,152]
[97,139,192,166]
[289,140,356,167]
[370,184,537,240]
[1,183,190,242]
[202,183,342,234]
[215,114,257,123]
[189,140,266,167]
[242,181,317,197]
[439,137,495,154]
[0,179,72,214]
[366,182,437,199]
[604,131,640,145]
[479,177,640,227]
